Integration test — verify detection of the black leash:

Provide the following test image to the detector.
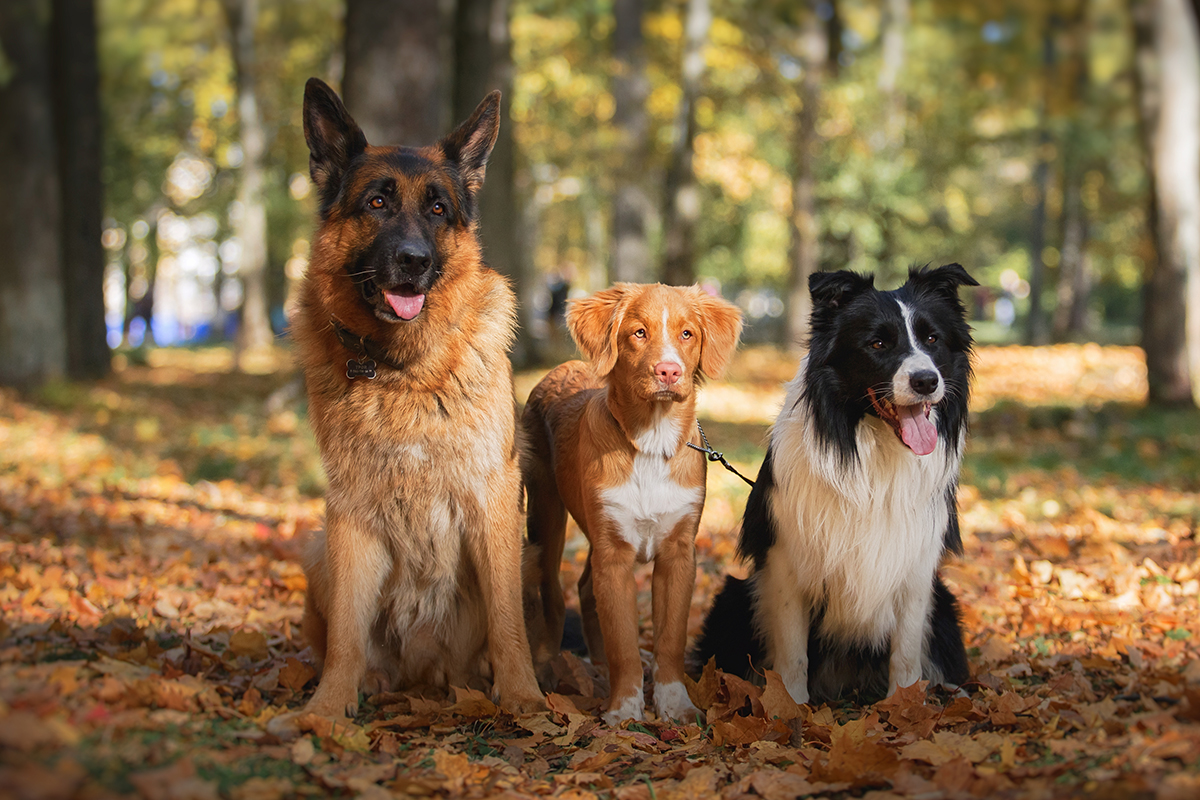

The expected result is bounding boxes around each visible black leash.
[687,421,755,487]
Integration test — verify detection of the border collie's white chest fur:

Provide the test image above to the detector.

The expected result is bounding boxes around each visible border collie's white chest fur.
[763,367,963,643]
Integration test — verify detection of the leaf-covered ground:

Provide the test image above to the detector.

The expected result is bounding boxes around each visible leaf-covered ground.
[3,344,1200,800]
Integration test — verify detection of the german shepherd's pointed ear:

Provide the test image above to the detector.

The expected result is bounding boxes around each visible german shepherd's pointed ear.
[907,263,980,298]
[692,288,744,380]
[440,91,501,216]
[809,270,875,313]
[566,284,633,378]
[303,78,368,215]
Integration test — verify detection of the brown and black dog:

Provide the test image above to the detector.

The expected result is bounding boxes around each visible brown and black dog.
[284,78,543,721]
[522,284,742,723]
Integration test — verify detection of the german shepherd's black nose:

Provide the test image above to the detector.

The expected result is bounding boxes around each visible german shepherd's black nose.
[909,370,940,396]
[395,241,432,275]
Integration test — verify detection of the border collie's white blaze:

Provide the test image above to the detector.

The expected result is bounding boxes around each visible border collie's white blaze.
[693,264,978,705]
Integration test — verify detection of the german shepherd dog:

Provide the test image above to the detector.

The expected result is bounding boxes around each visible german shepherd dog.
[287,78,543,719]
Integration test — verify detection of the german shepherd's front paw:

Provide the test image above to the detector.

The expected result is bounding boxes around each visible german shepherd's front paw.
[501,691,547,715]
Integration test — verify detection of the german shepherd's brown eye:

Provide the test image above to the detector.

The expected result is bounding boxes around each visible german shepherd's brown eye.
[368,196,386,209]
[634,328,646,339]
[431,202,446,216]
[681,330,693,339]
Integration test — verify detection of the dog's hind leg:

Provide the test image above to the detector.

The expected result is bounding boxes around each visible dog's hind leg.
[689,575,762,678]
[303,509,389,719]
[521,409,569,671]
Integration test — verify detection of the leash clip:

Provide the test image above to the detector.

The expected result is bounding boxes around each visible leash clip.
[688,421,755,487]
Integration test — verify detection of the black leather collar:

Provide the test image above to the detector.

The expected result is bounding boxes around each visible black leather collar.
[330,318,404,379]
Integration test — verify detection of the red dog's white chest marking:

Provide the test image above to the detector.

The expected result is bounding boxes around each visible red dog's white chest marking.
[600,414,702,562]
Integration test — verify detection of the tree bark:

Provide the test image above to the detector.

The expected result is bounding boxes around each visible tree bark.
[222,0,272,361]
[611,0,654,283]
[0,0,68,388]
[784,1,830,352]
[1053,172,1092,339]
[453,0,538,364]
[1133,0,1200,405]
[876,0,908,149]
[51,0,109,380]
[661,0,711,287]
[1025,23,1056,346]
[343,0,448,146]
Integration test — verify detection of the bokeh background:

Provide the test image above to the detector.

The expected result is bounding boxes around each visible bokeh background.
[3,0,1199,406]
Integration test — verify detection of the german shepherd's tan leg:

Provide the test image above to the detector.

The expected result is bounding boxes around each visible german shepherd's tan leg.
[304,508,389,718]
[474,475,545,714]
[650,520,701,722]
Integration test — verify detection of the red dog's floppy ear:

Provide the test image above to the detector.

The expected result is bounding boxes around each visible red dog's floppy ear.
[693,288,743,380]
[566,284,633,377]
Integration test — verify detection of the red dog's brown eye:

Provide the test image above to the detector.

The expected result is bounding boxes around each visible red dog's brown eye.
[634,328,646,339]
[369,196,385,209]
[681,330,693,339]
[432,202,446,216]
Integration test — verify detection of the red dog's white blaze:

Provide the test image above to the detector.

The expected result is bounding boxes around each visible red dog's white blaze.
[522,283,743,724]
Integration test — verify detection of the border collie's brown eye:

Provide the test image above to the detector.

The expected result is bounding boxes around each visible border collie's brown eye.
[681,330,693,339]
[368,196,385,209]
[871,340,885,350]
[634,328,646,339]
[432,201,446,216]
[926,334,938,344]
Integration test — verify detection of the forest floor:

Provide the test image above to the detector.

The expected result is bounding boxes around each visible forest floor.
[2,344,1200,800]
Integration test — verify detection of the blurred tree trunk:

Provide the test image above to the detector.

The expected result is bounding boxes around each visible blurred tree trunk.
[343,0,448,145]
[784,1,830,353]
[1133,0,1200,405]
[1052,3,1092,342]
[52,0,109,380]
[1025,22,1056,347]
[877,0,908,149]
[453,0,538,365]
[611,0,654,283]
[661,0,711,287]
[222,0,273,363]
[0,0,68,388]
[1053,174,1092,339]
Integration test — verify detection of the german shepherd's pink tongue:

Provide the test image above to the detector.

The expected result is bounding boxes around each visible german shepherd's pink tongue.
[384,288,425,320]
[899,403,937,456]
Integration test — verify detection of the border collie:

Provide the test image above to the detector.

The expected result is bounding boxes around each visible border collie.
[692,265,977,704]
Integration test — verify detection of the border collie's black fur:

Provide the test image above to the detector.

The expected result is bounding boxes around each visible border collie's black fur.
[692,265,977,704]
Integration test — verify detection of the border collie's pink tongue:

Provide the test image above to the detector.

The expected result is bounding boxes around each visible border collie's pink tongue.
[384,288,425,321]
[898,404,937,456]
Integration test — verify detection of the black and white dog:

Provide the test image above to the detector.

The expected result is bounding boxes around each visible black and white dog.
[693,265,977,704]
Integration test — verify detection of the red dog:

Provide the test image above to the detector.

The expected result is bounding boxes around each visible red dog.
[522,283,742,723]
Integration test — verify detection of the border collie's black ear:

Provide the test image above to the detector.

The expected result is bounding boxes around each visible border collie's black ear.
[809,270,875,311]
[303,78,368,215]
[908,263,980,297]
[441,91,501,215]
